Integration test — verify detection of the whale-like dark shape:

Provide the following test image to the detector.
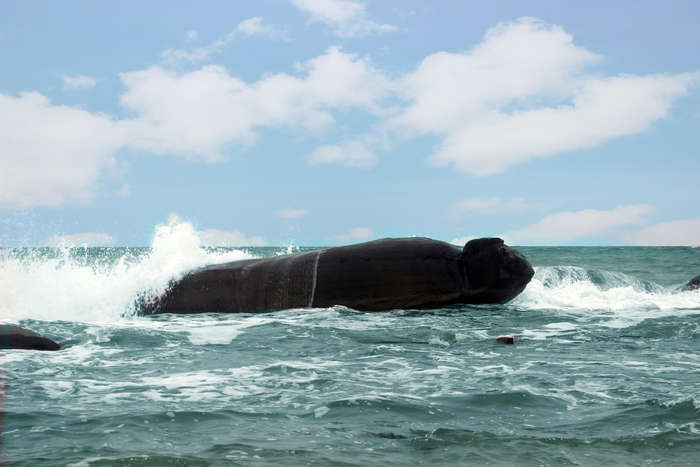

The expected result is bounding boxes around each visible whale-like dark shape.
[142,237,534,314]
[683,274,700,291]
[0,324,61,351]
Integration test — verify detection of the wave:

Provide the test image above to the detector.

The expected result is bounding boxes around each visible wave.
[0,216,254,323]
[2,223,699,325]
[512,266,700,327]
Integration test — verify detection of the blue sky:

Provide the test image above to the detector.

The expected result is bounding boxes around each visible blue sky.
[1,0,699,247]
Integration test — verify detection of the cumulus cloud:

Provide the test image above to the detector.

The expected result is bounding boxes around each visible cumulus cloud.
[628,218,700,246]
[510,205,655,244]
[0,92,125,208]
[291,0,396,37]
[118,65,257,159]
[276,209,310,219]
[120,47,389,159]
[2,18,696,210]
[197,228,266,246]
[61,74,97,90]
[453,197,529,215]
[47,232,116,247]
[330,226,373,243]
[391,18,697,175]
[0,47,389,208]
[309,139,375,167]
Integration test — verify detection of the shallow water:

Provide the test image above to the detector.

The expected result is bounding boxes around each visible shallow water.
[2,222,700,465]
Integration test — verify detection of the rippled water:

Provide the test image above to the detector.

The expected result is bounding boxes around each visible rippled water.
[2,221,700,465]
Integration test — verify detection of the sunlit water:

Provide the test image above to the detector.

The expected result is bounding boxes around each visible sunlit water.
[2,220,699,465]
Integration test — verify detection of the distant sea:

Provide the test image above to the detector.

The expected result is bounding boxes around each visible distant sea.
[2,222,700,465]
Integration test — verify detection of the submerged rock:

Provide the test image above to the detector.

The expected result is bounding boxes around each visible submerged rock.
[0,324,61,351]
[683,274,700,291]
[142,237,534,314]
[497,335,515,345]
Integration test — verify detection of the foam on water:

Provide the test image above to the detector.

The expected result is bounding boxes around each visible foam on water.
[2,228,699,330]
[0,216,254,323]
[512,265,700,327]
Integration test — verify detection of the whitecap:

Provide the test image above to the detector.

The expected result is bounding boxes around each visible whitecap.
[1,216,255,324]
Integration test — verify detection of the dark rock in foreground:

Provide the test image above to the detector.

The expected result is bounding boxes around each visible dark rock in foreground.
[683,274,700,291]
[497,335,515,345]
[142,237,534,314]
[0,324,61,351]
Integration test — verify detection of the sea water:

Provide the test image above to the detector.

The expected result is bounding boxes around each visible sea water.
[2,220,699,465]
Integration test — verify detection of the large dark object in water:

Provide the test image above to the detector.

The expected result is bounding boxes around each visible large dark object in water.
[0,324,61,351]
[683,274,700,291]
[143,237,534,314]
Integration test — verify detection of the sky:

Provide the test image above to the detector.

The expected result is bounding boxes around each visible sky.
[1,0,699,247]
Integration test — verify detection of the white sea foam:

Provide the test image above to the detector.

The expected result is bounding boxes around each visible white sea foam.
[187,323,247,345]
[513,266,700,327]
[0,216,254,323]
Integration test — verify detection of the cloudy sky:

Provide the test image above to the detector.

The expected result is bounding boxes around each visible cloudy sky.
[1,0,699,246]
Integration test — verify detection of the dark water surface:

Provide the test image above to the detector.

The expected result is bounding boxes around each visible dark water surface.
[2,240,699,465]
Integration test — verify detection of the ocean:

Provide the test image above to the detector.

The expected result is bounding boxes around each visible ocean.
[2,220,700,465]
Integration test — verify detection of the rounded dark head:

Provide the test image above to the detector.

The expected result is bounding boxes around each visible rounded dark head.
[460,238,534,303]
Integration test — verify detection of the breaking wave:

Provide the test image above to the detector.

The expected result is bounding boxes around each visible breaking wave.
[513,265,700,327]
[0,216,254,323]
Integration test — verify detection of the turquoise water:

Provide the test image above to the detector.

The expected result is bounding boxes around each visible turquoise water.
[2,224,700,465]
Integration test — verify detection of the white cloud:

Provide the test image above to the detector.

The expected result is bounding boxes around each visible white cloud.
[391,18,696,175]
[117,184,131,198]
[61,74,97,90]
[162,18,287,64]
[309,139,375,167]
[628,218,700,246]
[295,46,391,112]
[198,228,266,246]
[0,47,389,209]
[118,65,256,159]
[330,226,373,243]
[510,204,655,244]
[291,0,397,37]
[48,232,116,247]
[2,18,697,211]
[0,92,125,208]
[453,197,529,215]
[120,46,389,159]
[235,17,289,41]
[276,209,310,219]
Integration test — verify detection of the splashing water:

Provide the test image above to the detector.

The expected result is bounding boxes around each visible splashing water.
[2,230,699,328]
[0,216,254,323]
[510,265,700,328]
